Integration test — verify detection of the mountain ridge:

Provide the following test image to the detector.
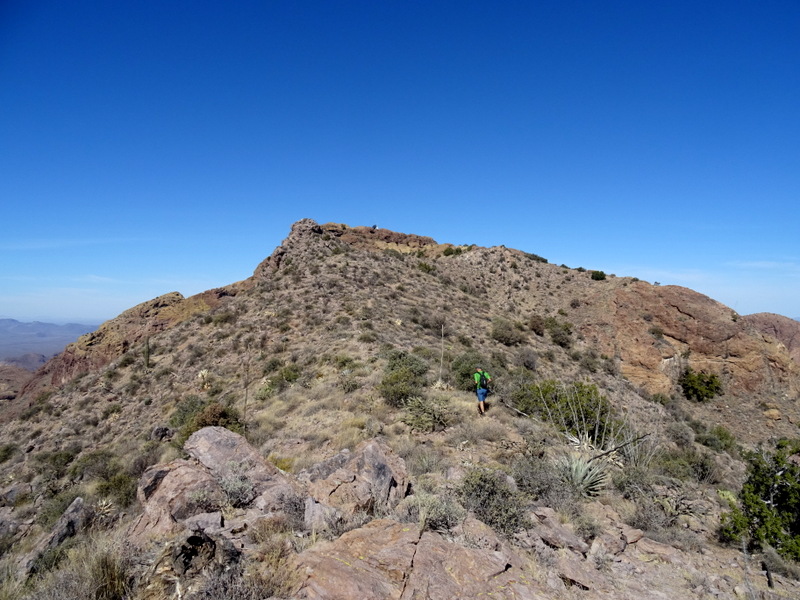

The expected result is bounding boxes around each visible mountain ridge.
[1,218,799,599]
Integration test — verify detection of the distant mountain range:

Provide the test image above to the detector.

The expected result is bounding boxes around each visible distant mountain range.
[0,319,98,369]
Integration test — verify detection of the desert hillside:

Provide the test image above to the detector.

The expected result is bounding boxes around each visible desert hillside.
[1,219,799,599]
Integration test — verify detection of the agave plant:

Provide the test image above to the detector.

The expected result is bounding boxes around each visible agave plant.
[556,453,611,497]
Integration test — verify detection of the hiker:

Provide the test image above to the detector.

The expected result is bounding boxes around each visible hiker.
[474,367,492,415]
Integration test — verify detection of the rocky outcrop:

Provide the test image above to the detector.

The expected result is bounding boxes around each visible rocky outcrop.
[743,312,800,365]
[293,518,544,600]
[130,427,302,543]
[17,497,92,578]
[301,439,411,516]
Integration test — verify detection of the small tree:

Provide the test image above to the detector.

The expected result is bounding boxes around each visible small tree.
[679,368,722,402]
[720,440,800,561]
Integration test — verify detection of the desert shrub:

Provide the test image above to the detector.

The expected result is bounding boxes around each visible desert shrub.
[338,372,361,393]
[417,261,434,273]
[577,349,600,373]
[37,489,81,529]
[32,448,80,478]
[544,317,572,348]
[174,402,243,446]
[450,350,488,392]
[212,311,236,325]
[402,395,451,432]
[69,450,116,481]
[719,440,800,561]
[117,353,136,368]
[762,545,800,581]
[613,465,656,499]
[510,380,621,448]
[679,368,722,402]
[408,492,466,532]
[379,349,429,407]
[490,317,525,346]
[657,448,719,484]
[96,472,137,508]
[628,496,673,532]
[220,462,257,507]
[512,457,579,512]
[459,468,530,536]
[528,314,546,336]
[0,443,17,464]
[22,534,145,599]
[383,349,429,377]
[378,367,418,407]
[665,422,695,448]
[516,348,538,371]
[591,270,606,280]
[169,395,207,428]
[20,392,55,421]
[101,403,122,420]
[192,559,295,600]
[405,446,445,477]
[696,425,736,453]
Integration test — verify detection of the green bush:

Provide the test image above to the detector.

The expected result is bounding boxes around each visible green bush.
[696,425,736,453]
[378,367,418,407]
[169,395,207,428]
[450,350,488,392]
[174,401,243,446]
[384,349,429,377]
[402,396,451,432]
[459,469,529,536]
[490,317,525,346]
[511,380,620,447]
[96,472,137,508]
[657,448,719,484]
[544,317,573,349]
[679,368,722,402]
[528,314,546,336]
[591,270,606,280]
[719,440,800,561]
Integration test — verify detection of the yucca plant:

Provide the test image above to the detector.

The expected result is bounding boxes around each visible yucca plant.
[556,453,611,497]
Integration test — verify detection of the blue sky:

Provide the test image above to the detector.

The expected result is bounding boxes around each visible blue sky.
[2,0,798,324]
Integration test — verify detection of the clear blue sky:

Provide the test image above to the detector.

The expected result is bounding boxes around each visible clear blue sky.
[2,1,798,324]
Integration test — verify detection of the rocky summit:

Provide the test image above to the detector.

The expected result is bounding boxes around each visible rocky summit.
[1,219,799,599]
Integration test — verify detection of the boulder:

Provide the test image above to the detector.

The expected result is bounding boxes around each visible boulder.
[530,506,589,555]
[304,439,410,515]
[129,459,224,542]
[293,518,544,600]
[186,426,301,511]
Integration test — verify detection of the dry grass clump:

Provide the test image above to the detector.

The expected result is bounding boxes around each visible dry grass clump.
[13,532,146,600]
